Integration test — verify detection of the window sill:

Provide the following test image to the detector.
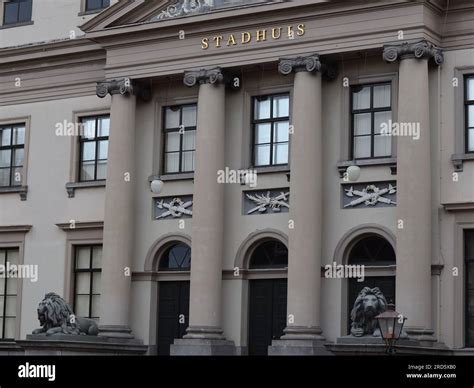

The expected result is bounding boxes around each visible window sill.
[66,181,105,198]
[451,153,474,172]
[0,21,33,30]
[149,173,194,182]
[0,186,28,201]
[337,158,397,177]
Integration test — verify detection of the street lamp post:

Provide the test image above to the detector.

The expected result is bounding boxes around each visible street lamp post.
[375,304,407,354]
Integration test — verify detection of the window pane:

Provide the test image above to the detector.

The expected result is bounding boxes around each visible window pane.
[182,105,197,127]
[182,130,195,151]
[273,95,289,118]
[166,132,180,152]
[81,119,96,139]
[97,140,108,159]
[82,142,96,161]
[0,318,2,338]
[469,105,474,128]
[4,318,15,339]
[0,128,11,146]
[0,150,11,168]
[75,295,89,317]
[13,149,23,166]
[373,84,391,108]
[86,0,102,11]
[255,98,271,120]
[18,0,32,23]
[274,121,289,143]
[4,3,18,25]
[96,161,107,180]
[92,273,101,294]
[354,136,371,158]
[12,126,25,145]
[92,246,102,269]
[76,273,91,294]
[0,168,10,186]
[91,295,100,318]
[272,143,288,165]
[468,129,474,152]
[76,247,91,269]
[468,77,474,101]
[165,107,180,129]
[374,134,392,157]
[6,277,17,295]
[352,86,371,110]
[98,117,109,137]
[255,144,270,166]
[7,249,18,265]
[80,161,95,181]
[165,153,180,173]
[5,296,16,316]
[374,111,391,134]
[181,151,194,172]
[0,278,4,294]
[255,123,271,144]
[354,113,371,136]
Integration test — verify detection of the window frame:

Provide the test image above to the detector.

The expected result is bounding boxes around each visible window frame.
[0,123,25,188]
[161,103,197,175]
[465,75,474,154]
[2,0,32,27]
[251,93,290,168]
[77,114,110,183]
[73,244,102,320]
[84,0,110,12]
[350,82,392,160]
[0,247,19,340]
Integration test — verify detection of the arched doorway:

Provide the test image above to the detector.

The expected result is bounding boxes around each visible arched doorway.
[247,239,288,355]
[157,242,191,355]
[347,235,396,333]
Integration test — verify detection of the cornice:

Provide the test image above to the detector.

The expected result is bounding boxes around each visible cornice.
[0,225,32,233]
[56,221,104,231]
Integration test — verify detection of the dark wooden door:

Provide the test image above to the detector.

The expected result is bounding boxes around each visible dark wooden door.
[348,277,395,334]
[465,230,474,347]
[157,281,190,356]
[248,279,287,356]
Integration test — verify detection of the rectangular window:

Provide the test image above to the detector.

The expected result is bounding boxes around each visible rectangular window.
[0,123,25,187]
[74,245,102,320]
[78,115,109,182]
[3,0,32,25]
[162,104,197,174]
[252,94,290,167]
[85,0,110,12]
[465,75,474,153]
[351,83,392,159]
[0,248,18,340]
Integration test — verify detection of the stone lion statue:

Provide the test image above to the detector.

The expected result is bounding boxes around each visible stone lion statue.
[350,287,387,337]
[32,292,99,336]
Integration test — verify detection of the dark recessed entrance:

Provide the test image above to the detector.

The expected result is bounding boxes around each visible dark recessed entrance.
[157,243,191,356]
[247,240,288,356]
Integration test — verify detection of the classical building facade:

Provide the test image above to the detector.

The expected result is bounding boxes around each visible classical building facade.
[0,0,473,355]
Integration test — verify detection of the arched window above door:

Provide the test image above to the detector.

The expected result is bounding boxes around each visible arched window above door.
[158,243,191,271]
[249,240,288,269]
[348,235,395,266]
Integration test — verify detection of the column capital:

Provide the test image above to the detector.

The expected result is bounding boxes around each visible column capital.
[383,40,444,65]
[183,67,224,87]
[279,54,321,75]
[96,78,134,98]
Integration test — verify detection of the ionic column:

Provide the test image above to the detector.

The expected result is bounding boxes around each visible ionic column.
[171,68,235,355]
[383,40,444,342]
[96,78,139,339]
[269,55,331,355]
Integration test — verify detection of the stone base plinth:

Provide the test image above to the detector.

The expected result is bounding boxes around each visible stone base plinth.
[16,334,148,356]
[269,339,331,356]
[171,338,236,356]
